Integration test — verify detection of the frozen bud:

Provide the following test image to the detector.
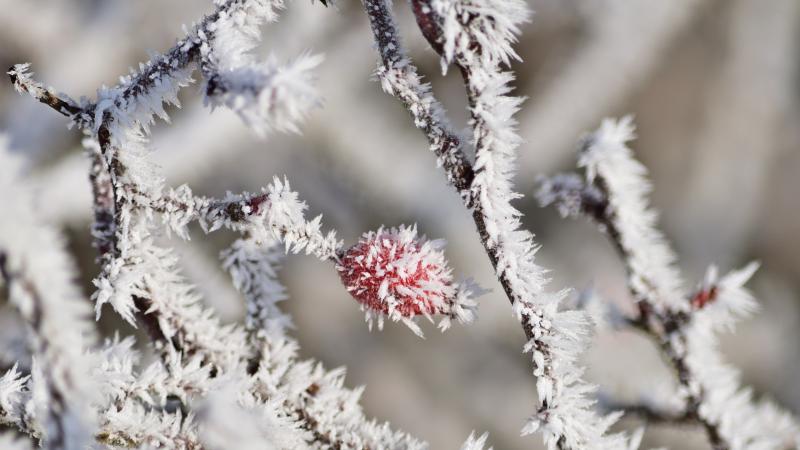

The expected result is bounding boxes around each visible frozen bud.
[336,225,478,335]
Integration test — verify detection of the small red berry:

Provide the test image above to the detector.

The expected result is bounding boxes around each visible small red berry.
[336,225,469,335]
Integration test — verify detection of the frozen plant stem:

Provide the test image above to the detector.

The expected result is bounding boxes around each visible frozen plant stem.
[542,136,731,444]
[537,117,800,449]
[364,0,640,448]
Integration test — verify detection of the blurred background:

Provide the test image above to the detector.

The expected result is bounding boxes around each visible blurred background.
[1,0,798,448]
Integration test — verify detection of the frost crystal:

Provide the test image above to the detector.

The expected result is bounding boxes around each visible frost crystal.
[198,0,323,135]
[429,0,529,73]
[460,431,491,450]
[1,1,431,447]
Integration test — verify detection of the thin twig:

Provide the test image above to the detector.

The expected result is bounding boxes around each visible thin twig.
[7,65,83,118]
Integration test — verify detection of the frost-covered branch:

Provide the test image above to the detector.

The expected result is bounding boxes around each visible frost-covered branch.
[574,118,685,315]
[88,0,309,135]
[222,237,291,337]
[538,117,800,449]
[364,0,474,200]
[0,141,97,450]
[92,340,211,447]
[8,0,294,132]
[88,163,348,372]
[364,0,640,448]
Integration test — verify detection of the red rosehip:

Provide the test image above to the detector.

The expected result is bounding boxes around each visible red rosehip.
[336,225,466,335]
